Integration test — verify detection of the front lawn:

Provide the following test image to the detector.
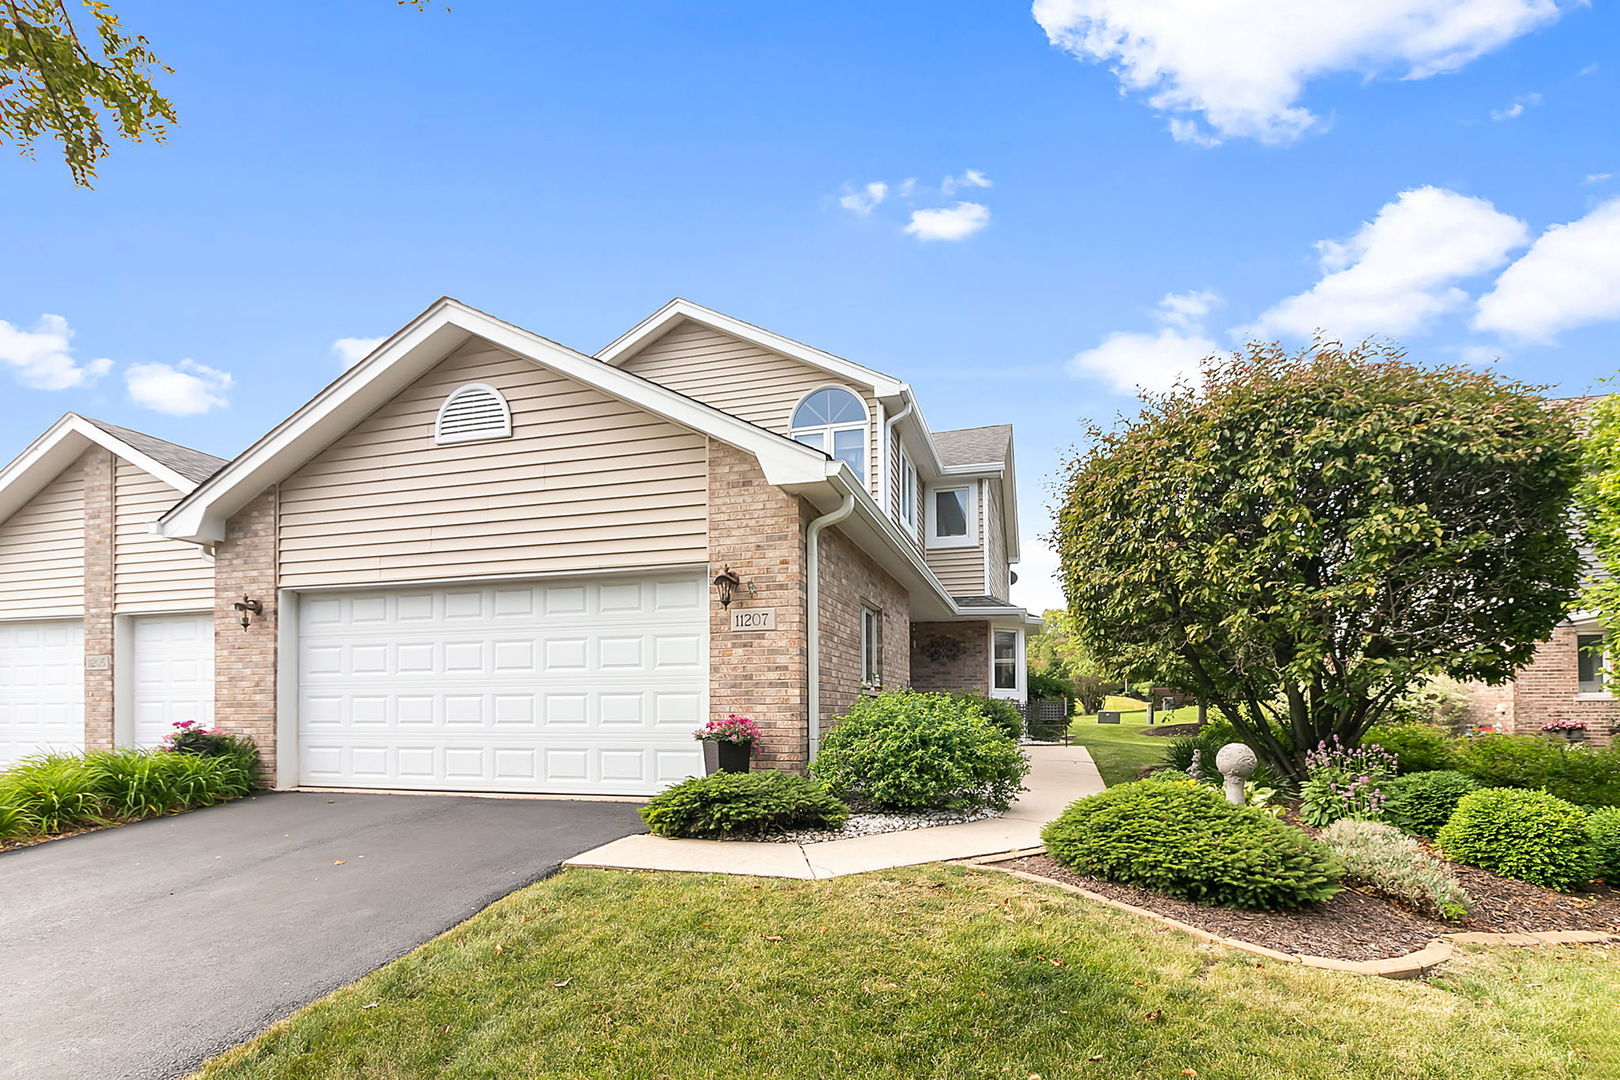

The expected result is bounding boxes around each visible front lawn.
[1066,700,1193,785]
[193,865,1615,1080]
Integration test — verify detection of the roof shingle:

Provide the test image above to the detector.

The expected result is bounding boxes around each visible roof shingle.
[933,424,1012,467]
[82,417,228,485]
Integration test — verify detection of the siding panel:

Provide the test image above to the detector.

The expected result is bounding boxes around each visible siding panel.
[986,480,1009,601]
[113,462,213,612]
[277,342,709,587]
[0,457,86,618]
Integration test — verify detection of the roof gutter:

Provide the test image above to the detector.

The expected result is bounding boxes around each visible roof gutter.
[805,489,857,762]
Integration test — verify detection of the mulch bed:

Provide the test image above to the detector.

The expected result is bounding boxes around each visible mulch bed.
[1000,854,1620,962]
[1137,723,1202,737]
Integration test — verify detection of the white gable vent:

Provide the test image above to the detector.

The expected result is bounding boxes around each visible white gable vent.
[435,383,513,445]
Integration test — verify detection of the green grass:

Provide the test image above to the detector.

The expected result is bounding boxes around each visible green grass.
[1067,698,1196,786]
[192,865,1617,1080]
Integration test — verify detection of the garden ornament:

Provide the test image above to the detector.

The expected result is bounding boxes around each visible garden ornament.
[1214,742,1257,805]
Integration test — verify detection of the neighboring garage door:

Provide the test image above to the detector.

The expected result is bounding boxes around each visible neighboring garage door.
[297,572,708,795]
[0,620,85,768]
[131,614,215,748]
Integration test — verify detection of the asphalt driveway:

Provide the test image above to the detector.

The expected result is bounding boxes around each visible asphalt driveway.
[0,791,646,1080]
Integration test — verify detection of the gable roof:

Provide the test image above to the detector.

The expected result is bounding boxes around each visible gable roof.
[596,298,907,398]
[934,424,1012,469]
[156,297,842,544]
[0,413,225,528]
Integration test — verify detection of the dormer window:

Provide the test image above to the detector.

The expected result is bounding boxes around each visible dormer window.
[435,383,512,445]
[791,387,868,483]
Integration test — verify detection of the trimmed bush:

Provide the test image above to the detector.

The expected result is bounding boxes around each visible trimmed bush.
[1381,770,1483,838]
[1040,778,1342,911]
[1436,788,1597,891]
[1320,819,1470,920]
[811,690,1029,811]
[1362,723,1457,774]
[640,771,848,838]
[1590,807,1620,884]
[1452,734,1620,808]
[953,691,1024,740]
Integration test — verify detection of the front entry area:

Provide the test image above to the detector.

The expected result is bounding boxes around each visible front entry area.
[295,571,708,795]
[0,619,84,768]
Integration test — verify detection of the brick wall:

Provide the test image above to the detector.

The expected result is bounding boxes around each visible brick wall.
[1506,626,1619,747]
[1457,679,1514,731]
[81,448,115,750]
[817,524,910,724]
[908,620,990,695]
[213,487,280,780]
[707,442,810,772]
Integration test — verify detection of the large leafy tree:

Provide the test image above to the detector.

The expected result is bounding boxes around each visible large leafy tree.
[1576,393,1620,636]
[1052,339,1581,781]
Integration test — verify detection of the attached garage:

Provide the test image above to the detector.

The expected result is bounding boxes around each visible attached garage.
[0,620,85,768]
[294,571,708,795]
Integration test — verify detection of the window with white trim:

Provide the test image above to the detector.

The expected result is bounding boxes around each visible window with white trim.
[992,630,1019,693]
[1578,633,1607,695]
[791,387,867,483]
[899,452,917,531]
[860,606,881,687]
[927,483,976,547]
[435,383,513,445]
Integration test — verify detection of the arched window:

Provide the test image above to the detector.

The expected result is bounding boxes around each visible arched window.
[435,383,512,445]
[791,387,867,482]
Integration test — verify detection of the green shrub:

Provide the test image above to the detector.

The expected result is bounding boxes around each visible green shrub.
[953,692,1024,740]
[1436,788,1597,891]
[1320,819,1470,920]
[1040,778,1342,911]
[1589,807,1620,884]
[640,771,848,838]
[811,690,1029,811]
[1362,723,1457,774]
[1026,670,1075,709]
[1382,676,1472,732]
[1452,734,1620,807]
[1381,770,1483,837]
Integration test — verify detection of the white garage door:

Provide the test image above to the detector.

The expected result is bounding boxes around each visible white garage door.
[132,614,215,748]
[297,572,708,795]
[0,620,85,769]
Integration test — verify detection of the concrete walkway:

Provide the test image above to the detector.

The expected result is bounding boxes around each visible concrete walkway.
[565,744,1103,879]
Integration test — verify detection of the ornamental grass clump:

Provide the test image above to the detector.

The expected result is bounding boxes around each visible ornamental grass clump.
[1040,778,1342,911]
[1299,736,1398,827]
[640,771,848,838]
[1319,819,1470,920]
[1437,788,1597,892]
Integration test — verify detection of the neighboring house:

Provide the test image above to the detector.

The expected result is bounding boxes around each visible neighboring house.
[0,298,1038,794]
[0,415,225,768]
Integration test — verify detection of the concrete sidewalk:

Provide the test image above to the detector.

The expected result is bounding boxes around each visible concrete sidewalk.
[564,744,1104,880]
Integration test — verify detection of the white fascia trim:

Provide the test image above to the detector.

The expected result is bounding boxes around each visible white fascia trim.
[597,299,906,398]
[158,298,831,543]
[0,413,200,527]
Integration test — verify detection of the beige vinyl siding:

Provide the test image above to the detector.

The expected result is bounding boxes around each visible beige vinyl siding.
[0,456,86,618]
[886,430,924,553]
[619,321,880,499]
[277,342,710,588]
[113,462,212,613]
[986,480,1009,601]
[924,477,987,596]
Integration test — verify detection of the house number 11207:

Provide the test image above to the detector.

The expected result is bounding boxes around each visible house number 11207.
[730,609,775,631]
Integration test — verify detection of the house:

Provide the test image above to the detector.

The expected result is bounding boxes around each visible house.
[0,298,1038,793]
[0,415,225,768]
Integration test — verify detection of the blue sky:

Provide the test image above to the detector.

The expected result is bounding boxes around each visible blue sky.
[3,1,1619,611]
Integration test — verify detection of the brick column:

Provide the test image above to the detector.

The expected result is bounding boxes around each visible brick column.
[81,448,116,750]
[214,487,280,782]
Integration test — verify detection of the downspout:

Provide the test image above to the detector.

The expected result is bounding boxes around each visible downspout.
[881,397,914,514]
[806,490,857,763]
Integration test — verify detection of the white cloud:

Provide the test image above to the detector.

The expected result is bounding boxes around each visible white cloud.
[1491,91,1541,120]
[1583,172,1613,185]
[838,181,888,215]
[1245,186,1528,341]
[1032,0,1568,145]
[0,314,113,390]
[125,359,232,416]
[941,169,993,196]
[904,202,991,242]
[1474,198,1620,341]
[332,336,385,368]
[1068,290,1222,393]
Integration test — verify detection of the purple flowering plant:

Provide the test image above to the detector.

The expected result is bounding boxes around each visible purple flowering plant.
[693,714,761,745]
[1540,719,1587,733]
[1300,735,1397,827]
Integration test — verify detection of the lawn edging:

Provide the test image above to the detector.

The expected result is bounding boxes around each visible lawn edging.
[955,850,1617,980]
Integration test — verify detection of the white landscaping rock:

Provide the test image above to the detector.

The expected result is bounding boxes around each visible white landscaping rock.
[762,806,1002,844]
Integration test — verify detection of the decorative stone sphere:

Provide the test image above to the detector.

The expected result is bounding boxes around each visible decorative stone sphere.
[1214,742,1258,805]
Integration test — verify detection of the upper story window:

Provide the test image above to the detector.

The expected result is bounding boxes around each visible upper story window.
[927,482,977,548]
[899,452,917,531]
[791,387,867,483]
[435,383,512,445]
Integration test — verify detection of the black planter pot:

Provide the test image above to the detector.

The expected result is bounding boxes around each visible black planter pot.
[714,740,752,774]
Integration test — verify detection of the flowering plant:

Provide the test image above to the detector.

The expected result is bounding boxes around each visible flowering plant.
[163,719,234,756]
[693,714,761,744]
[1299,736,1397,827]
[1540,719,1588,733]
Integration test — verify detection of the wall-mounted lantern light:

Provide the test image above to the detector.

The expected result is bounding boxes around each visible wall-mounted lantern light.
[712,566,742,609]
[233,596,264,631]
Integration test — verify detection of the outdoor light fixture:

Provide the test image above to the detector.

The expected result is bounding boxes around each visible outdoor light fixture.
[712,566,742,608]
[233,596,263,630]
